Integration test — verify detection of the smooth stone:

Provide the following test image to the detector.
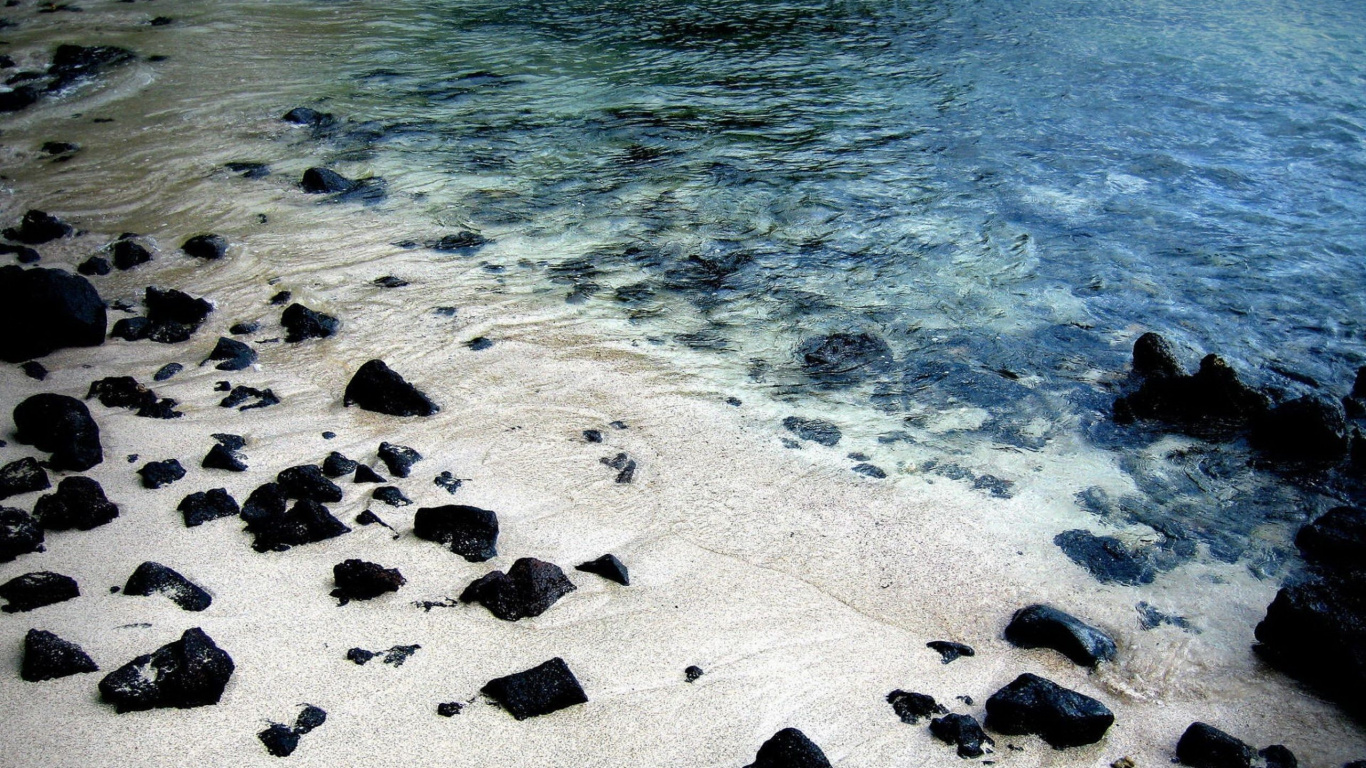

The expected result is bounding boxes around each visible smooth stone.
[480,657,587,720]
[0,571,78,612]
[984,673,1115,748]
[21,629,98,681]
[281,107,334,127]
[110,238,152,270]
[33,476,117,530]
[181,233,227,260]
[1004,604,1117,667]
[414,504,499,561]
[152,362,183,381]
[300,167,357,194]
[123,561,211,611]
[98,628,234,712]
[575,553,629,586]
[1175,722,1254,768]
[0,266,106,362]
[343,359,438,416]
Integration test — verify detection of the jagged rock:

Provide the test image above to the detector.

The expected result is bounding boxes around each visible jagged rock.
[331,558,405,604]
[434,471,461,494]
[743,727,832,768]
[429,231,487,251]
[1132,332,1183,378]
[1175,722,1254,768]
[575,554,629,586]
[0,507,44,562]
[138,459,185,489]
[0,571,78,612]
[98,628,234,712]
[177,488,239,527]
[241,482,286,520]
[684,665,704,682]
[219,385,279,411]
[117,286,215,343]
[1252,395,1350,463]
[1254,570,1366,714]
[343,359,437,416]
[437,702,463,717]
[123,561,211,611]
[414,504,499,561]
[0,456,49,500]
[481,657,587,720]
[181,234,227,260]
[984,673,1114,748]
[201,337,256,371]
[301,167,357,194]
[244,499,349,553]
[378,442,421,477]
[110,237,152,270]
[0,266,106,362]
[600,452,636,483]
[277,464,344,503]
[33,476,118,530]
[795,331,893,385]
[258,724,299,758]
[782,416,841,447]
[372,486,410,506]
[465,336,492,351]
[202,442,248,472]
[86,376,182,418]
[930,713,994,759]
[78,255,111,275]
[1004,604,1117,667]
[460,557,576,621]
[47,45,135,90]
[927,640,975,664]
[1053,529,1156,585]
[282,107,334,127]
[281,303,338,343]
[887,690,946,724]
[2,210,72,244]
[346,644,419,666]
[1296,506,1366,569]
[1114,354,1270,436]
[354,464,385,483]
[322,451,357,478]
[21,629,98,681]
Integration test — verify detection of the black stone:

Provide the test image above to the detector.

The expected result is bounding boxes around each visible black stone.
[201,336,257,371]
[1004,604,1117,667]
[372,486,411,506]
[138,458,185,489]
[126,285,214,343]
[414,504,499,561]
[378,442,421,478]
[21,628,98,681]
[229,321,258,335]
[466,336,493,351]
[373,275,408,288]
[1132,332,1183,378]
[87,375,182,418]
[281,303,338,343]
[743,727,832,768]
[1114,354,1270,436]
[354,464,385,483]
[1253,570,1366,715]
[684,665,703,682]
[225,161,269,179]
[983,673,1114,748]
[343,359,438,416]
[459,557,576,621]
[301,167,357,194]
[332,558,405,603]
[77,255,110,275]
[282,107,334,127]
[1296,506,1366,570]
[153,362,182,381]
[0,456,49,500]
[202,443,248,472]
[21,361,47,380]
[0,266,107,362]
[437,701,463,717]
[123,561,212,611]
[927,640,975,664]
[0,84,40,113]
[0,571,78,612]
[2,209,72,244]
[1,244,42,264]
[40,141,80,155]
[887,690,946,724]
[322,451,357,478]
[219,385,279,411]
[47,45,134,90]
[1260,745,1297,768]
[177,488,239,527]
[109,316,148,340]
[575,553,629,586]
[434,471,461,494]
[98,627,234,712]
[0,506,44,562]
[33,476,117,530]
[481,657,587,720]
[270,290,292,305]
[1053,529,1155,586]
[277,464,344,503]
[782,416,842,447]
[851,463,886,479]
[1175,722,1254,768]
[1252,395,1349,463]
[430,231,487,251]
[345,647,376,665]
[295,704,327,734]
[796,332,893,385]
[258,723,299,757]
[110,238,152,270]
[930,713,994,759]
[601,452,636,483]
[244,499,350,553]
[182,233,227,260]
[583,429,603,443]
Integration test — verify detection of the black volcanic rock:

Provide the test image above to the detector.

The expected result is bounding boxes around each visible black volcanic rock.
[322,451,357,478]
[294,704,327,734]
[1132,332,1183,378]
[437,701,463,717]
[202,442,248,472]
[86,376,182,419]
[1114,354,1270,436]
[123,561,211,611]
[1004,604,1117,667]
[1259,745,1297,768]
[354,464,385,484]
[782,416,841,447]
[1253,570,1366,715]
[371,486,411,506]
[927,640,975,664]
[0,266,107,362]
[430,231,487,252]
[1295,506,1366,569]
[743,727,832,768]
[47,45,135,90]
[685,665,704,682]
[414,504,498,561]
[282,107,334,127]
[796,331,893,385]
[887,690,946,724]
[984,673,1114,748]
[331,558,405,604]
[281,303,338,343]
[138,459,185,489]
[0,456,50,500]
[1053,529,1156,585]
[21,629,98,681]
[575,553,629,586]
[177,488,239,527]
[33,476,118,530]
[301,167,357,194]
[2,210,72,244]
[929,713,994,759]
[0,571,78,612]
[600,452,636,483]
[258,724,299,758]
[0,507,44,562]
[118,286,215,344]
[201,336,256,371]
[98,628,234,712]
[343,359,437,416]
[1175,722,1254,768]
[78,255,111,276]
[181,233,227,260]
[377,442,421,478]
[110,237,153,271]
[241,482,286,521]
[277,464,344,503]
[481,657,587,720]
[244,499,349,553]
[460,557,576,621]
[1252,395,1350,463]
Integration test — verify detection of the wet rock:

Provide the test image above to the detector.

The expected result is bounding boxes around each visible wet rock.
[219,385,279,411]
[378,441,421,478]
[87,375,182,418]
[0,507,44,561]
[1005,604,1118,667]
[887,690,946,724]
[153,362,182,381]
[1260,745,1297,768]
[433,471,462,494]
[796,332,893,385]
[277,464,344,503]
[743,727,832,768]
[984,673,1114,748]
[852,463,886,479]
[0,84,41,113]
[2,209,72,244]
[1295,506,1366,569]
[0,456,49,500]
[601,452,636,483]
[575,553,629,586]
[684,665,704,682]
[372,486,411,506]
[225,161,269,178]
[98,627,234,712]
[110,237,152,271]
[282,107,334,127]
[1053,529,1155,585]
[1252,395,1349,463]
[33,476,118,530]
[40,141,80,155]
[77,255,110,275]
[437,701,463,717]
[466,336,493,351]
[0,571,78,612]
[481,657,587,720]
[47,45,135,90]
[429,231,487,252]
[331,558,405,604]
[1175,722,1254,768]
[181,233,227,260]
[280,303,339,343]
[202,442,248,472]
[301,167,357,194]
[229,320,258,335]
[1114,354,1270,436]
[460,557,576,621]
[138,458,185,489]
[0,265,107,362]
[1136,602,1196,632]
[343,359,438,416]
[270,290,292,306]
[201,336,257,371]
[123,561,211,611]
[21,629,98,681]
[258,724,299,758]
[927,640,975,664]
[120,285,215,343]
[244,498,350,553]
[177,488,239,527]
[930,713,994,758]
[1132,332,1183,378]
[782,416,842,447]
[373,275,407,288]
[322,451,358,478]
[1254,570,1366,714]
[354,464,385,483]
[414,504,499,561]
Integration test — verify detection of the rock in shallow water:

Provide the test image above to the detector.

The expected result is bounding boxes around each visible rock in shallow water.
[0,265,106,362]
[481,657,587,720]
[1254,569,1366,715]
[181,233,227,260]
[201,336,256,371]
[99,627,234,713]
[782,416,842,447]
[123,561,211,611]
[414,504,498,561]
[2,210,73,245]
[281,303,338,343]
[33,476,118,531]
[1053,529,1155,586]
[795,332,893,385]
[460,557,576,621]
[0,571,78,612]
[343,359,438,417]
[984,673,1114,748]
[1295,506,1366,569]
[743,727,832,768]
[1252,395,1349,463]
[21,628,99,681]
[1004,604,1117,667]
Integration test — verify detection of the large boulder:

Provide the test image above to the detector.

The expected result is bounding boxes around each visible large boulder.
[1251,395,1349,463]
[1114,354,1270,436]
[1131,332,1184,378]
[98,628,234,712]
[743,727,832,768]
[1295,506,1366,569]
[0,266,106,362]
[983,673,1114,748]
[1254,570,1366,715]
[481,657,588,720]
[14,395,103,471]
[413,504,498,561]
[1004,604,1117,667]
[342,359,438,416]
[460,557,576,621]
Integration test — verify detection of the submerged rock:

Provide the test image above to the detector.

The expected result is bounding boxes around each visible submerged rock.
[1004,604,1117,667]
[481,657,587,720]
[181,233,228,260]
[795,331,893,385]
[930,713,994,759]
[33,476,118,530]
[281,303,338,343]
[0,507,44,562]
[0,571,79,612]
[0,456,50,500]
[927,640,975,664]
[343,359,438,416]
[123,561,211,611]
[332,558,405,603]
[1053,529,1156,585]
[1114,354,1270,437]
[887,690,946,724]
[984,673,1114,748]
[378,441,422,478]
[782,416,842,447]
[0,265,107,362]
[300,167,357,194]
[2,210,72,244]
[414,504,499,561]
[743,727,832,768]
[99,627,234,712]
[138,458,185,489]
[21,629,99,681]
[244,498,350,553]
[460,557,576,621]
[201,336,257,371]
[177,488,240,527]
[1175,722,1254,768]
[47,44,135,90]
[282,107,334,127]
[277,464,344,503]
[575,553,629,586]
[429,231,487,252]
